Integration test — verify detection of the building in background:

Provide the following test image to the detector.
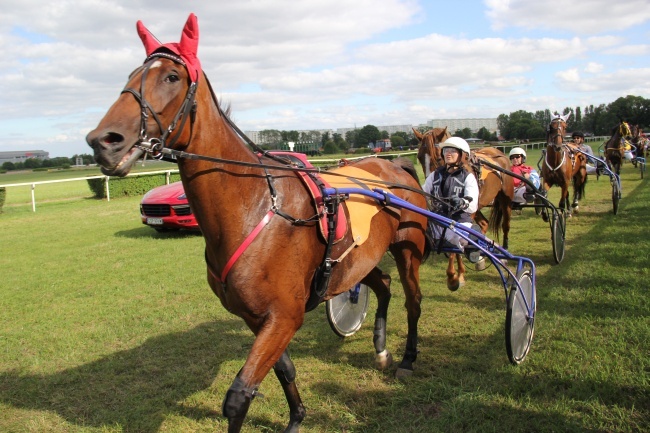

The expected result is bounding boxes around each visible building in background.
[0,150,49,165]
[427,118,498,134]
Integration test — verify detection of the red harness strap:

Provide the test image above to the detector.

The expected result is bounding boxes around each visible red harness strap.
[213,209,275,283]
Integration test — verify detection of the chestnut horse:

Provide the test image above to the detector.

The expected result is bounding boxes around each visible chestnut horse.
[87,14,431,433]
[415,126,450,176]
[603,121,632,175]
[540,115,587,220]
[414,129,513,290]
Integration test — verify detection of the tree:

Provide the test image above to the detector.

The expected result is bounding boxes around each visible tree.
[356,125,381,148]
[389,134,406,149]
[259,130,282,146]
[345,130,359,148]
[2,162,15,171]
[24,158,42,169]
[323,142,340,154]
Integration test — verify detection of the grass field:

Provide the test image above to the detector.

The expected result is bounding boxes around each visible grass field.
[0,150,648,432]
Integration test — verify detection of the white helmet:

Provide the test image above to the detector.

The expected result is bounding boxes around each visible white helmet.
[509,147,527,159]
[441,137,470,154]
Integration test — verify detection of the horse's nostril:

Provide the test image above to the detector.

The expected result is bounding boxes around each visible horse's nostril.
[103,132,124,145]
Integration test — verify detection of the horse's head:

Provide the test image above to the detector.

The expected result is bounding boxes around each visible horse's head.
[414,127,449,175]
[619,121,632,139]
[546,113,569,151]
[86,14,202,176]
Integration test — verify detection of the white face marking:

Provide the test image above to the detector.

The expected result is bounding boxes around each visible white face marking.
[150,60,163,69]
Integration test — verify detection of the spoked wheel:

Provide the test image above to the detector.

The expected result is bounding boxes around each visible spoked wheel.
[612,180,620,215]
[505,269,536,365]
[550,211,566,264]
[326,283,370,338]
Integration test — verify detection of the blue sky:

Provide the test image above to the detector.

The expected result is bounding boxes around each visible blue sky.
[0,0,648,157]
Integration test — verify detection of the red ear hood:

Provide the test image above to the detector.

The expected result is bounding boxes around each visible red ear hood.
[136,13,202,83]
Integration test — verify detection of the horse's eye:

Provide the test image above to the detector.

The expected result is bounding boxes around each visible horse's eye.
[165,74,180,83]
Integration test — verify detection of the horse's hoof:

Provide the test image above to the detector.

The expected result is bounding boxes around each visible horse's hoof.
[395,367,413,380]
[447,280,460,292]
[475,257,487,271]
[375,349,393,370]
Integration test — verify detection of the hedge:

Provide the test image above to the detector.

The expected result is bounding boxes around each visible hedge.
[87,173,182,199]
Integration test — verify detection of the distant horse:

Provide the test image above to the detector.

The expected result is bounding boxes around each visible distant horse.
[415,127,451,175]
[415,129,513,290]
[630,124,647,161]
[603,121,632,175]
[540,114,587,220]
[87,14,431,432]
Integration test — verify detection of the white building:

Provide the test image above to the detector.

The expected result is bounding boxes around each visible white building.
[427,118,498,134]
[0,150,49,165]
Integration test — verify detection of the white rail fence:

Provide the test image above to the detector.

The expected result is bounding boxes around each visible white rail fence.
[0,140,608,213]
[0,169,179,212]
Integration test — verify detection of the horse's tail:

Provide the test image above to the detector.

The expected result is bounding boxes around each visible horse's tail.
[488,193,507,240]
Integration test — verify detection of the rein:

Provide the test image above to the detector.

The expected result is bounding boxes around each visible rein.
[128,58,441,285]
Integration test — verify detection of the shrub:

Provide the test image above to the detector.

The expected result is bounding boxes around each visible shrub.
[87,173,182,199]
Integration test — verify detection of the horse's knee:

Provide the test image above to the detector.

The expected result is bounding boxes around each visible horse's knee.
[222,376,257,419]
[273,351,296,383]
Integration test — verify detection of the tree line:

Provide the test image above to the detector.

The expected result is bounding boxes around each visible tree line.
[3,95,647,170]
[1,154,95,172]
[497,95,649,141]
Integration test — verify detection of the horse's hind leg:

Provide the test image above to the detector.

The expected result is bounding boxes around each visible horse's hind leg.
[362,267,394,370]
[273,350,306,433]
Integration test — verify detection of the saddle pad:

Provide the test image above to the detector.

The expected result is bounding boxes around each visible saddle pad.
[478,155,502,181]
[321,166,386,246]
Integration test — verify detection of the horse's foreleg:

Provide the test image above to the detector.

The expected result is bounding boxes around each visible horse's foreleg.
[446,254,461,291]
[560,185,571,217]
[363,268,393,370]
[222,315,302,432]
[273,350,306,433]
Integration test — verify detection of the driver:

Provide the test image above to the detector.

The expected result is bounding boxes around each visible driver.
[509,147,540,203]
[423,137,480,261]
[571,131,598,175]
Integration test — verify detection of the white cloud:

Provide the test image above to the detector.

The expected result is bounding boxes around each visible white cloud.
[556,68,581,83]
[585,62,603,73]
[485,0,650,35]
[0,0,648,157]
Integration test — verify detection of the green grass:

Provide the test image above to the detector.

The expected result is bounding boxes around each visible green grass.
[0,154,648,432]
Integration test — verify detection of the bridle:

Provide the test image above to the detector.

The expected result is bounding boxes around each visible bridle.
[545,119,567,172]
[547,119,566,152]
[121,52,198,158]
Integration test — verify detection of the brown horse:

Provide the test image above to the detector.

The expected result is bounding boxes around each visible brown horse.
[414,129,513,290]
[540,115,587,220]
[86,14,431,433]
[603,121,632,175]
[414,126,451,175]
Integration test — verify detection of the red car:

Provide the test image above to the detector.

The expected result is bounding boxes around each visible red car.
[140,181,199,232]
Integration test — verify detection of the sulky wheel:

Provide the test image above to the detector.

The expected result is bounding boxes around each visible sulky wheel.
[505,269,536,365]
[326,283,370,338]
[612,180,620,215]
[551,211,566,264]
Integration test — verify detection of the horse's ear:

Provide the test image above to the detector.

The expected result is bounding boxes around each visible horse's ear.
[561,113,571,122]
[179,13,199,60]
[413,128,422,140]
[136,20,161,56]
